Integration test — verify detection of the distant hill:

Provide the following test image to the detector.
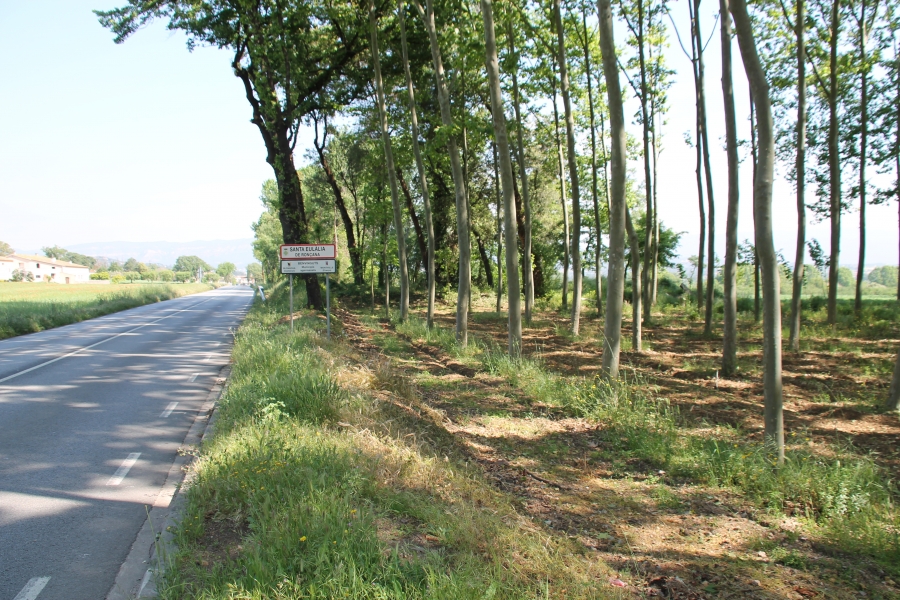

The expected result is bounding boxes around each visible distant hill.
[66,239,255,269]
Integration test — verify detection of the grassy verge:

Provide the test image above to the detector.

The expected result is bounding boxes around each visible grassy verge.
[161,285,616,599]
[0,282,213,339]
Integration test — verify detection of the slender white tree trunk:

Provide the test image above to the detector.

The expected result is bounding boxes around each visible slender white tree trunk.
[553,0,583,335]
[481,0,522,356]
[720,0,740,376]
[399,0,436,328]
[420,0,471,344]
[598,0,627,378]
[730,0,785,464]
[370,1,409,321]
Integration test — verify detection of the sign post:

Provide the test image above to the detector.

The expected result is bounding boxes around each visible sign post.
[279,244,337,337]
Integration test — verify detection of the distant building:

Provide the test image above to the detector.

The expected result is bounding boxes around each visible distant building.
[0,256,15,281]
[3,254,91,283]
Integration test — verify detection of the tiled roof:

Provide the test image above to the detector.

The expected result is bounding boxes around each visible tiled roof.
[11,254,90,269]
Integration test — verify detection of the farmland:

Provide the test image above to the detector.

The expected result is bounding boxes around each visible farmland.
[0,282,213,339]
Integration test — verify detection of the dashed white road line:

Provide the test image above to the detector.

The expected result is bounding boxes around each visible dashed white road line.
[13,577,50,600]
[160,402,178,418]
[188,373,199,382]
[107,452,141,486]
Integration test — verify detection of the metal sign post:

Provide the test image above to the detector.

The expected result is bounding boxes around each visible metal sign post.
[280,244,337,338]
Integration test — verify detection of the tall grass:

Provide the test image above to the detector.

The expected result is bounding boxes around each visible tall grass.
[162,285,614,599]
[0,282,212,339]
[477,345,900,571]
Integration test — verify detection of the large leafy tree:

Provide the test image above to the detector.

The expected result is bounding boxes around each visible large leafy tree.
[97,0,373,309]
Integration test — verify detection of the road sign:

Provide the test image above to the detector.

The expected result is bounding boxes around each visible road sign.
[280,244,336,260]
[281,259,336,274]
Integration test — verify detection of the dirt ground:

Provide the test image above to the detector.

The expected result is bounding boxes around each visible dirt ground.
[335,298,900,600]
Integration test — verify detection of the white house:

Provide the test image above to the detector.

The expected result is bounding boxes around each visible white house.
[0,256,15,281]
[3,254,91,283]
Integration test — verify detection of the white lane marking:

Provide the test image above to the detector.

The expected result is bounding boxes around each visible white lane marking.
[160,402,178,418]
[203,354,211,362]
[107,452,141,486]
[13,577,50,600]
[0,298,215,384]
[188,373,199,382]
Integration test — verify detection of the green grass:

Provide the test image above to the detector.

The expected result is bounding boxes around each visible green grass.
[0,282,213,339]
[475,345,900,574]
[160,284,613,599]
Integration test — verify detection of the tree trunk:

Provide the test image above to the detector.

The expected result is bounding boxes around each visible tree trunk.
[788,0,807,351]
[650,95,660,306]
[598,0,627,378]
[552,76,570,312]
[826,0,841,326]
[688,0,705,311]
[730,0,785,464]
[481,0,522,356]
[399,0,437,328]
[370,0,409,321]
[720,0,740,376]
[750,95,761,323]
[494,140,503,312]
[581,9,603,317]
[553,0,583,335]
[421,0,470,344]
[508,21,534,324]
[625,208,642,353]
[471,224,495,288]
[854,0,868,316]
[396,167,429,272]
[635,0,654,326]
[888,347,900,412]
[313,118,364,285]
[695,0,717,335]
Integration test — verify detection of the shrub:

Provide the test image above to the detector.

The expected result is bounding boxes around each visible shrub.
[90,271,110,280]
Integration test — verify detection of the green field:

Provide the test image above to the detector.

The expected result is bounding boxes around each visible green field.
[0,282,213,340]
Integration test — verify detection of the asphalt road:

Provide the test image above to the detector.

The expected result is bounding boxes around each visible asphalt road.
[0,286,254,600]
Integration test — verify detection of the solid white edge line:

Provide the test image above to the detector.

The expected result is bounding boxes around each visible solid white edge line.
[13,576,51,600]
[0,297,216,384]
[160,402,178,418]
[107,452,141,486]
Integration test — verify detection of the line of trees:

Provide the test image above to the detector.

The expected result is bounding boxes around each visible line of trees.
[99,0,900,442]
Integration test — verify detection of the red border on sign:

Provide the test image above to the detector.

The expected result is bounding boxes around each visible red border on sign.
[279,244,337,260]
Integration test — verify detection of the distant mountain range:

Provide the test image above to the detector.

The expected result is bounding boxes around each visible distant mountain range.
[64,239,256,270]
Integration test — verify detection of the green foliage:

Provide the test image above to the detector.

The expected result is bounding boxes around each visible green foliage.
[158,269,174,282]
[0,240,13,255]
[41,245,97,268]
[90,271,110,280]
[10,269,35,282]
[216,261,236,279]
[174,271,192,283]
[173,255,212,274]
[868,265,898,288]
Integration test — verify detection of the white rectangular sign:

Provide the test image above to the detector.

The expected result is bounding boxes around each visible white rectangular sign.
[281,260,336,274]
[280,244,336,260]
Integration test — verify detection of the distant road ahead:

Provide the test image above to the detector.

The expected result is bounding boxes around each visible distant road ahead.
[0,287,254,600]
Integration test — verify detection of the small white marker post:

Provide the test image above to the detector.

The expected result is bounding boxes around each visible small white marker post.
[326,274,331,340]
[289,273,294,334]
